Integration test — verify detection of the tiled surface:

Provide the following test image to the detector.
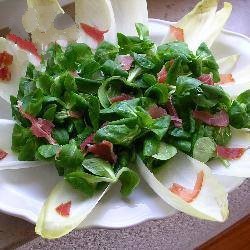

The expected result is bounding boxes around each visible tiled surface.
[0,0,249,249]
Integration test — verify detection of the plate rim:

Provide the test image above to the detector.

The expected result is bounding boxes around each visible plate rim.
[0,18,249,228]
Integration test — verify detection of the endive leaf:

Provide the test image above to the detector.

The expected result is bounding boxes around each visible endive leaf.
[221,65,250,97]
[35,180,110,239]
[110,0,148,36]
[209,128,250,177]
[0,119,47,170]
[0,38,29,103]
[137,152,228,222]
[162,0,232,52]
[217,54,240,74]
[75,0,116,48]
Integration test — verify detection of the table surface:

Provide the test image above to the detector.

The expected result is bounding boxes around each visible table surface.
[0,0,249,249]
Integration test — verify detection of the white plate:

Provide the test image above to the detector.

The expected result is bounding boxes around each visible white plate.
[0,19,248,228]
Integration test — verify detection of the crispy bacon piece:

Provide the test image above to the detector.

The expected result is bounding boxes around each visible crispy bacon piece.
[169,171,204,203]
[0,51,13,66]
[80,134,94,151]
[198,74,214,85]
[19,107,56,144]
[157,66,167,83]
[0,66,11,81]
[216,146,246,160]
[148,104,168,119]
[219,74,235,84]
[166,98,182,127]
[110,93,133,103]
[80,23,108,43]
[170,25,184,42]
[118,55,134,71]
[6,33,41,59]
[192,110,229,127]
[87,140,117,164]
[55,201,72,217]
[0,149,8,160]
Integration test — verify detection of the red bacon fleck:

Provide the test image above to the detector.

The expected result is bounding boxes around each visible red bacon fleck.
[170,25,184,42]
[0,66,11,81]
[198,74,214,85]
[19,107,56,144]
[216,146,246,160]
[55,201,72,217]
[169,171,204,203]
[166,98,182,127]
[148,104,168,119]
[110,93,133,103]
[157,66,167,83]
[80,134,94,151]
[0,149,8,160]
[6,33,41,59]
[87,140,117,164]
[80,23,108,43]
[218,74,235,84]
[118,55,134,71]
[192,110,229,127]
[0,51,13,67]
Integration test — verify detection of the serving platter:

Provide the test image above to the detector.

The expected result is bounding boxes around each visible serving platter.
[0,19,248,228]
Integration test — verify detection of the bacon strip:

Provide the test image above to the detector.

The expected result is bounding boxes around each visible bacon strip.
[80,134,94,151]
[19,107,56,144]
[0,149,8,160]
[166,98,182,127]
[110,93,133,103]
[192,110,229,127]
[157,66,167,83]
[80,23,108,43]
[148,104,168,119]
[170,25,184,42]
[87,140,117,164]
[7,33,41,59]
[198,74,214,85]
[55,201,72,217]
[118,55,134,71]
[169,171,204,203]
[218,74,235,84]
[216,146,246,160]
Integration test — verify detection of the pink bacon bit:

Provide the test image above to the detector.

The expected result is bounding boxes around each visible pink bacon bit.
[192,110,229,127]
[19,107,57,145]
[55,201,72,217]
[169,171,204,203]
[6,33,41,60]
[0,66,11,81]
[218,74,235,84]
[198,74,214,85]
[0,51,13,67]
[157,66,167,83]
[118,55,134,71]
[110,93,133,103]
[80,134,94,151]
[0,149,8,160]
[148,104,168,119]
[87,140,117,164]
[80,23,108,43]
[166,98,182,128]
[216,146,246,160]
[170,25,184,42]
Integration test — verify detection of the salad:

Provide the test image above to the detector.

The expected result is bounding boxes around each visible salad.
[0,0,249,239]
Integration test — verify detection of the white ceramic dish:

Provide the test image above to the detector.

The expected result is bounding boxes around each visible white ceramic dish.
[0,19,248,228]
